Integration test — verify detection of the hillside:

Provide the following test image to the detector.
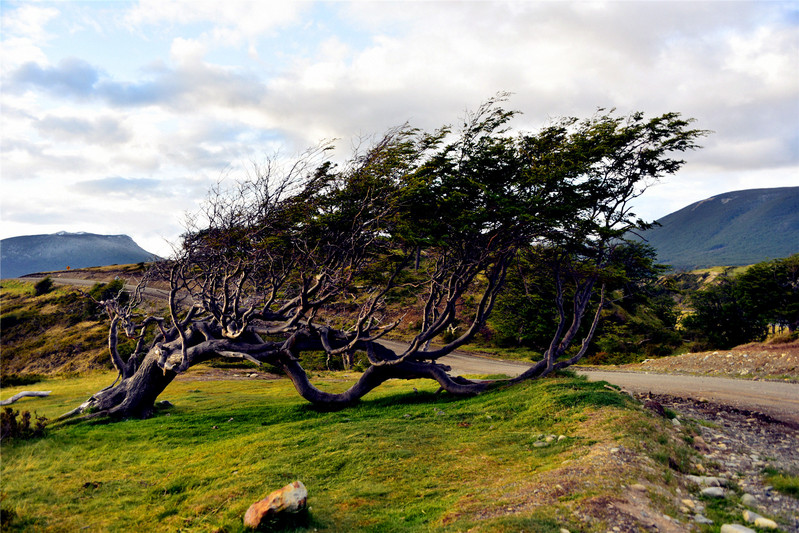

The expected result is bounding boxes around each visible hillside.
[0,232,159,278]
[639,187,799,270]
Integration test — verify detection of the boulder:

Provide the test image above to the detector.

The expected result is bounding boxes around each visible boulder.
[244,480,307,529]
[742,510,778,529]
[720,525,756,533]
[700,487,726,498]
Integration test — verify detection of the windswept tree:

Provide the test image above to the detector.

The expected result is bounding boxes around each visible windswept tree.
[62,98,706,420]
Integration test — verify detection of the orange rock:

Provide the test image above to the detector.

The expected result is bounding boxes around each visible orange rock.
[243,480,307,529]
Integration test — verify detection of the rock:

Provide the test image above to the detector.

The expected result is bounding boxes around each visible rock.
[644,400,668,418]
[686,475,726,487]
[694,514,713,525]
[671,417,682,427]
[631,484,647,492]
[740,493,757,506]
[754,517,778,529]
[681,498,695,509]
[243,480,308,529]
[533,441,549,448]
[692,435,710,452]
[157,400,174,408]
[720,525,756,533]
[700,487,726,498]
[743,511,778,529]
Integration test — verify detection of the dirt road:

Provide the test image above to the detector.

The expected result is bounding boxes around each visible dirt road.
[579,370,799,427]
[436,351,799,426]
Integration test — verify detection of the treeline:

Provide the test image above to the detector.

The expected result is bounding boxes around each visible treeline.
[484,253,799,362]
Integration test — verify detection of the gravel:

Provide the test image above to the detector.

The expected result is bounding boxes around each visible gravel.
[650,393,799,532]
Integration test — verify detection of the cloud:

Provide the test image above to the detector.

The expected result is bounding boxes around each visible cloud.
[10,57,266,111]
[74,176,173,199]
[12,58,100,98]
[0,3,59,70]
[36,115,131,145]
[125,0,307,47]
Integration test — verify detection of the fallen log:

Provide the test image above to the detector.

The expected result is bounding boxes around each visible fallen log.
[0,391,52,406]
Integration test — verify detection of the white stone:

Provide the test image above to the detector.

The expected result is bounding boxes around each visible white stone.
[754,517,778,529]
[720,525,756,533]
[701,487,726,498]
[741,493,757,506]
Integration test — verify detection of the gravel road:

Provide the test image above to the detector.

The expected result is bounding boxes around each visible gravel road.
[433,349,799,427]
[579,370,799,427]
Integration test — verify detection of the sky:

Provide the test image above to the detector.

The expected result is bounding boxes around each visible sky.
[1,0,797,258]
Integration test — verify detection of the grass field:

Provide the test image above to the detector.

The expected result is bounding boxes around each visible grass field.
[0,369,692,532]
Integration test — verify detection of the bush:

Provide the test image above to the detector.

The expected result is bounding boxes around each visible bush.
[0,374,44,387]
[0,408,48,442]
[34,277,54,296]
[767,331,798,344]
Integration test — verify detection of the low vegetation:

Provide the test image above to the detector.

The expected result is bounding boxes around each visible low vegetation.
[1,370,700,532]
[0,279,127,383]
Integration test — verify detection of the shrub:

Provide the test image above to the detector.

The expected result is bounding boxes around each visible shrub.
[0,408,48,442]
[0,374,44,387]
[34,277,54,296]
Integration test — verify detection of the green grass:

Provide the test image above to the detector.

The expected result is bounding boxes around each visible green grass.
[763,467,799,498]
[0,369,672,532]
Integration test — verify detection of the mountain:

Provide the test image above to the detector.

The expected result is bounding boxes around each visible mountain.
[638,187,799,271]
[1,232,160,278]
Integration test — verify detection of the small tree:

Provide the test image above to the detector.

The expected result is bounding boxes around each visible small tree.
[682,275,769,349]
[60,99,706,420]
[34,276,54,296]
[737,254,799,333]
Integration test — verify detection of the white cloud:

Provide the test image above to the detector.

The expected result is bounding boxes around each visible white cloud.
[0,3,59,71]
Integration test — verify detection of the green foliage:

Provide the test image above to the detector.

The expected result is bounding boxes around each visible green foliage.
[682,276,768,349]
[0,407,47,441]
[736,254,799,332]
[680,254,799,349]
[33,276,54,296]
[489,241,683,364]
[82,278,128,320]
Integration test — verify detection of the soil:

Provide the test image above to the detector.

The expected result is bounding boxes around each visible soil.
[623,340,799,381]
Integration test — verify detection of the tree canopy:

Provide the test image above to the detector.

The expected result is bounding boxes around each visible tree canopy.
[62,97,707,420]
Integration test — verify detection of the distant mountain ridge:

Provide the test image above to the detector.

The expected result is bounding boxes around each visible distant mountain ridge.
[638,186,799,270]
[1,232,159,278]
